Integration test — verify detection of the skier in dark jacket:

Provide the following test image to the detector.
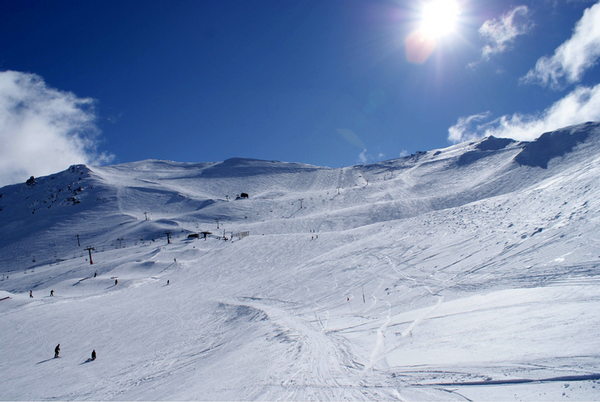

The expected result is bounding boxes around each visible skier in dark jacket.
[91,350,96,361]
[54,344,60,358]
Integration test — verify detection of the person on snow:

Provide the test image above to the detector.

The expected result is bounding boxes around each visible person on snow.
[29,290,33,298]
[91,350,96,361]
[114,279,118,286]
[50,290,54,297]
[54,344,60,358]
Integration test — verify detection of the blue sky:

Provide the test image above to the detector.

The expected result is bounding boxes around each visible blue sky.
[1,0,600,185]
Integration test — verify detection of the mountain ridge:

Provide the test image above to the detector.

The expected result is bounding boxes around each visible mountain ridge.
[1,122,599,273]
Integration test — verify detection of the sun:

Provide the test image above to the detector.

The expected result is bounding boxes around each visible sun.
[404,0,462,63]
[420,0,460,38]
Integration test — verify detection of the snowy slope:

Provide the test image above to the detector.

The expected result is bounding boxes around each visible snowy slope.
[1,122,600,401]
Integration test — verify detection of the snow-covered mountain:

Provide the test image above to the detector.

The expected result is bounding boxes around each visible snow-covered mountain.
[1,122,600,400]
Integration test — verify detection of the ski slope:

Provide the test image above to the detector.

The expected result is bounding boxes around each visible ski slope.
[1,122,600,400]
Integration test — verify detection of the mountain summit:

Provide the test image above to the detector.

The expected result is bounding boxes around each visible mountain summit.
[1,122,600,400]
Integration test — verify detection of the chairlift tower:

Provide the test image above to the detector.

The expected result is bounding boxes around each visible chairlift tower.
[84,246,95,265]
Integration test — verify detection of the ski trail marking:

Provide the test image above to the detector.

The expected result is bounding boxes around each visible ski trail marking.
[232,298,350,392]
[400,296,443,338]
[383,254,419,287]
[391,389,406,401]
[366,301,391,371]
[363,279,385,314]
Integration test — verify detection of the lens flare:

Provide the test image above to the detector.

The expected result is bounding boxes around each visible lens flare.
[405,31,436,64]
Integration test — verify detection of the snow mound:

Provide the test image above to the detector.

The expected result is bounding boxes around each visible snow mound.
[515,121,600,168]
[475,136,515,151]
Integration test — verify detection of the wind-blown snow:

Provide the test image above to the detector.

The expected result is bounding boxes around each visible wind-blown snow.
[1,123,600,400]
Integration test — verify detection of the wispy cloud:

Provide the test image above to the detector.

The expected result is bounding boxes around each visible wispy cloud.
[448,112,492,142]
[521,1,600,89]
[358,149,369,164]
[448,83,600,142]
[337,128,386,164]
[357,149,385,165]
[0,70,113,186]
[472,5,533,65]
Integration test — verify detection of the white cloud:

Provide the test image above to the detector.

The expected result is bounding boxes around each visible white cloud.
[477,6,533,61]
[447,112,492,142]
[448,83,600,142]
[0,71,113,186]
[356,148,386,165]
[358,149,368,164]
[522,1,600,88]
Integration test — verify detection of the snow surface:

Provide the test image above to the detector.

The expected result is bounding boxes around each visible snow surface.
[1,122,600,400]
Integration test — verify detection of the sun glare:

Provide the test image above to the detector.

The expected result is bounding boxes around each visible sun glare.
[420,0,460,38]
[404,0,462,63]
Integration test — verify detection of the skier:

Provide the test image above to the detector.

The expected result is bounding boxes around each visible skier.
[91,350,96,361]
[114,279,118,286]
[94,272,97,278]
[50,290,54,297]
[54,344,60,358]
[167,280,170,285]
[29,290,33,298]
